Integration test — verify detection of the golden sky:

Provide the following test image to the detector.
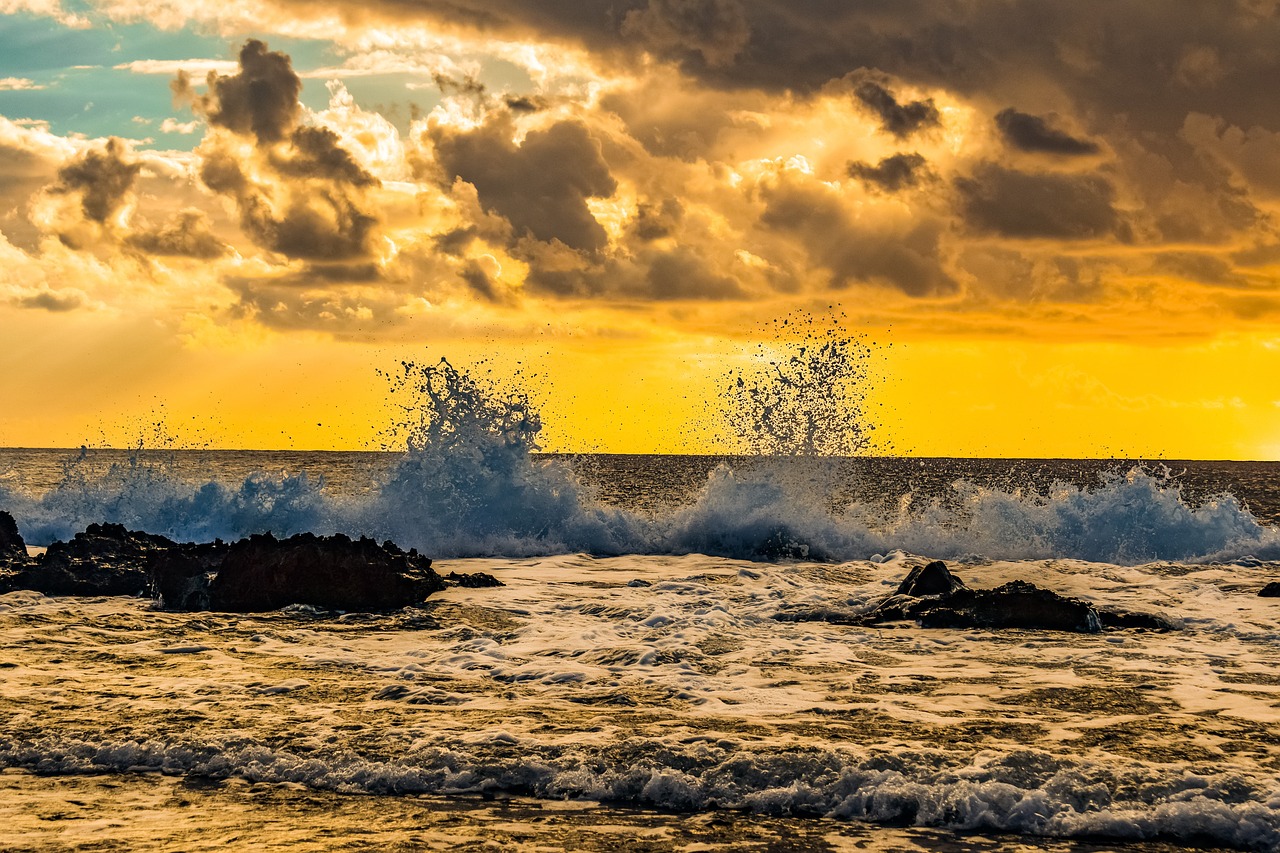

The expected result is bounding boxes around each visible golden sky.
[3,1,1280,457]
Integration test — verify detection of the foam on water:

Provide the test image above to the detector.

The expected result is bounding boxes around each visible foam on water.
[2,356,1279,563]
[1,553,1278,848]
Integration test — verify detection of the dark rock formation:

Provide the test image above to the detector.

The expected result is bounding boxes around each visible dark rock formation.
[1260,582,1280,598]
[153,531,445,612]
[10,523,176,597]
[1096,607,1174,631]
[444,571,504,588]
[864,562,1169,634]
[914,581,1102,633]
[0,511,25,562]
[895,560,967,597]
[149,541,229,610]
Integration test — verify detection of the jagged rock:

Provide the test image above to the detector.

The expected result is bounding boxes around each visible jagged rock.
[0,511,26,562]
[10,523,176,597]
[895,560,968,597]
[149,541,229,610]
[1260,582,1280,598]
[154,531,446,612]
[444,571,504,589]
[861,564,1174,634]
[915,581,1102,633]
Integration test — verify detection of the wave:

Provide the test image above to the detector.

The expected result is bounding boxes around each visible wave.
[3,454,1276,564]
[2,359,1278,564]
[3,736,1276,849]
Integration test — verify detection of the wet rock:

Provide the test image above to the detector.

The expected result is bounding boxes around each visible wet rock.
[149,541,229,610]
[894,560,968,597]
[915,581,1102,633]
[1096,607,1174,631]
[444,571,504,589]
[154,531,446,612]
[0,511,26,562]
[862,563,1172,633]
[10,523,176,597]
[1259,582,1280,598]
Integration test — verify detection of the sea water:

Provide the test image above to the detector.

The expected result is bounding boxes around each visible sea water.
[0,362,1278,850]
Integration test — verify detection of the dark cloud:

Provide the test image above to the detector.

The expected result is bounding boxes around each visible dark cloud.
[642,245,744,299]
[17,289,85,312]
[432,116,617,253]
[199,137,379,262]
[459,258,501,301]
[275,126,378,187]
[760,178,955,296]
[630,197,684,240]
[49,137,140,225]
[622,0,750,67]
[178,39,302,145]
[995,108,1100,156]
[503,94,546,112]
[126,209,230,259]
[955,163,1124,240]
[848,152,929,192]
[183,41,382,263]
[264,1,1280,145]
[852,79,941,138]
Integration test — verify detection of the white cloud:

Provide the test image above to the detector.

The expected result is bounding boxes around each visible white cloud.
[113,59,239,76]
[160,118,200,134]
[0,77,46,91]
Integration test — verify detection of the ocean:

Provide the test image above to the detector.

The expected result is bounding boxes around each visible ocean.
[1,440,1278,852]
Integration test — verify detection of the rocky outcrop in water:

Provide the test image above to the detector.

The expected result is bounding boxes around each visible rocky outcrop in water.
[1260,582,1280,598]
[153,532,446,612]
[0,513,451,612]
[865,561,1170,633]
[444,571,504,588]
[6,522,176,597]
[0,511,26,563]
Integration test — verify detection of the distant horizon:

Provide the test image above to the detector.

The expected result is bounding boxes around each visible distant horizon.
[4,445,1279,465]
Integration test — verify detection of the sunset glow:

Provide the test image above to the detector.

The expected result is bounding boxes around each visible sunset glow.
[3,2,1280,457]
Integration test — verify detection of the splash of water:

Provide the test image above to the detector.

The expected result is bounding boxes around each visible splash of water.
[721,310,890,457]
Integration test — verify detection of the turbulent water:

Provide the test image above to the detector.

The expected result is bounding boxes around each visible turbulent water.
[1,360,1279,850]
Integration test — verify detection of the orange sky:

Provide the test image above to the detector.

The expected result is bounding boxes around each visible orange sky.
[3,2,1280,458]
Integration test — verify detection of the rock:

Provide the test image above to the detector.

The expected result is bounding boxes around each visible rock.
[0,511,26,562]
[894,560,968,597]
[1096,607,1174,631]
[444,571,504,589]
[915,581,1102,633]
[862,564,1176,634]
[154,531,446,612]
[1260,582,1280,598]
[10,523,176,597]
[148,541,229,610]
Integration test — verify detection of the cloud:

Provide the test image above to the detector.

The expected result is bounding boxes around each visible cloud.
[115,59,240,76]
[995,109,1100,156]
[178,40,383,263]
[34,138,143,248]
[0,77,45,91]
[759,173,955,296]
[848,152,930,192]
[955,163,1124,240]
[851,78,941,139]
[126,209,231,259]
[160,118,200,134]
[622,0,750,68]
[431,115,617,253]
[177,39,301,145]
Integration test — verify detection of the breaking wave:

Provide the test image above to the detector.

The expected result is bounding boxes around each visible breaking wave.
[3,736,1276,850]
[2,356,1278,564]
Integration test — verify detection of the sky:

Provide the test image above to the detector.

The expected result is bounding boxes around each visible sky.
[2,1,1280,457]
